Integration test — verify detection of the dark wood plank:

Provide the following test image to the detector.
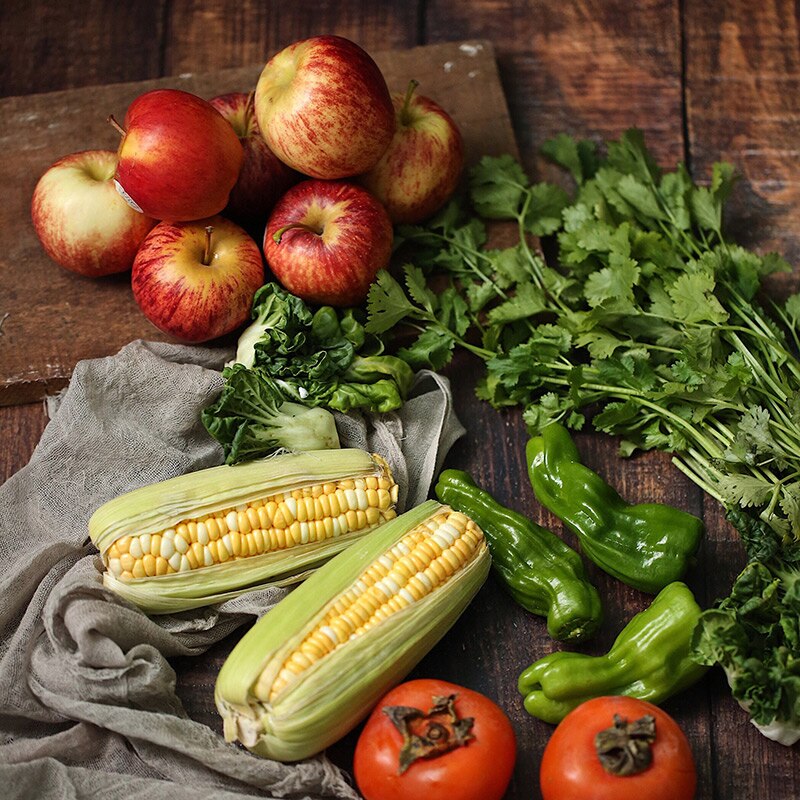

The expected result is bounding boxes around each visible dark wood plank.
[0,1,167,96]
[164,0,420,73]
[0,39,513,406]
[0,402,48,485]
[426,0,685,178]
[685,0,800,282]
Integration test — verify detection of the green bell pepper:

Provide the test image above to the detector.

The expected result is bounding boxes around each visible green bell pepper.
[518,581,709,723]
[435,468,603,642]
[526,423,704,593]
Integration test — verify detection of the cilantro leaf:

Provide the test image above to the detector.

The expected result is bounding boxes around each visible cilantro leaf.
[583,253,640,309]
[541,133,599,184]
[667,271,728,324]
[365,270,420,333]
[398,328,455,370]
[469,154,530,218]
[690,186,722,232]
[404,263,436,313]
[606,128,661,184]
[487,282,547,324]
[616,174,668,221]
[524,183,571,236]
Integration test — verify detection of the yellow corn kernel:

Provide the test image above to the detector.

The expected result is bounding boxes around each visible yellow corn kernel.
[264,509,484,700]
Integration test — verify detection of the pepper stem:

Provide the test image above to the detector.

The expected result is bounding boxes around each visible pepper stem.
[202,226,214,265]
[594,713,656,777]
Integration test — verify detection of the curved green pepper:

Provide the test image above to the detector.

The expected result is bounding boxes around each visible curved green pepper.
[518,581,709,723]
[526,423,704,593]
[435,468,603,642]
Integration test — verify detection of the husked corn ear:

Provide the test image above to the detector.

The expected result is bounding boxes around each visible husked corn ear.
[214,500,490,762]
[88,449,398,614]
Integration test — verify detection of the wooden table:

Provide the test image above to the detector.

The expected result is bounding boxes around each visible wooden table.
[2,2,799,797]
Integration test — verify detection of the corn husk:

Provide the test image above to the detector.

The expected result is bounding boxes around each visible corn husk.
[214,499,490,761]
[88,449,395,613]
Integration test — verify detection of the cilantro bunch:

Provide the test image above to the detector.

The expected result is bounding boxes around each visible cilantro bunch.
[366,129,800,544]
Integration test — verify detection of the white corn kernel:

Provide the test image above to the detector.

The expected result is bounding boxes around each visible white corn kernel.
[196,522,209,545]
[160,537,175,560]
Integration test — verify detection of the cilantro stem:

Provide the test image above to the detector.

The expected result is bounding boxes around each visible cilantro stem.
[727,331,790,403]
[406,318,496,361]
[671,456,727,505]
[770,299,800,354]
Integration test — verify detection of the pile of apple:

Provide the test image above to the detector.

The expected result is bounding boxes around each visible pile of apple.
[31,35,464,343]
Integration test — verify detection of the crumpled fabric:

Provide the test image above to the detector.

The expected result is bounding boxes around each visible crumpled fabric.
[0,340,465,799]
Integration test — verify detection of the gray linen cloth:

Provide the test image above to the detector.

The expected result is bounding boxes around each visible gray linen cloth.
[0,340,465,799]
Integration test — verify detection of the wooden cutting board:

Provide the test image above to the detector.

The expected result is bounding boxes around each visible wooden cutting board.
[0,39,516,406]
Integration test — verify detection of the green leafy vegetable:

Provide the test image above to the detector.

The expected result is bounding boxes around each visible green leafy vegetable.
[204,283,413,462]
[201,365,340,464]
[692,538,800,745]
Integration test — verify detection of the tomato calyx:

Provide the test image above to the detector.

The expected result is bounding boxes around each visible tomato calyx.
[383,693,475,774]
[594,713,656,777]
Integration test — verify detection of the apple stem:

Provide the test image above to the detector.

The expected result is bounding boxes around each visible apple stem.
[203,226,214,265]
[399,79,420,125]
[107,114,127,138]
[272,222,323,244]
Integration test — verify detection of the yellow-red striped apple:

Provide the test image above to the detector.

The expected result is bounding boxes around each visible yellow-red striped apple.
[254,35,394,179]
[31,149,156,277]
[112,89,243,222]
[263,180,392,307]
[131,216,264,342]
[360,80,464,223]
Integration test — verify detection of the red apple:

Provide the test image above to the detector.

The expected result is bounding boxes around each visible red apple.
[111,88,243,222]
[208,91,300,232]
[131,215,264,343]
[360,80,465,223]
[254,35,395,179]
[263,180,392,307]
[31,149,157,277]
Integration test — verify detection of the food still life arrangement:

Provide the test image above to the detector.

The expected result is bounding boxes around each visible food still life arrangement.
[5,30,800,800]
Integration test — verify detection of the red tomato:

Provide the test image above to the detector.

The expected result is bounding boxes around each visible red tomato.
[539,696,697,800]
[353,678,517,800]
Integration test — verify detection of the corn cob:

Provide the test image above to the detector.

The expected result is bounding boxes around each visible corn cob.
[88,449,398,614]
[214,499,490,762]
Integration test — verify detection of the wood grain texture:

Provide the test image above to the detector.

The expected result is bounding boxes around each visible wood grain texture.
[0,402,48,485]
[0,39,513,406]
[426,0,685,178]
[685,0,800,279]
[0,1,168,96]
[164,0,420,73]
